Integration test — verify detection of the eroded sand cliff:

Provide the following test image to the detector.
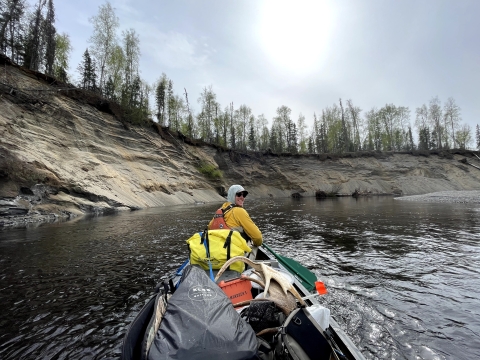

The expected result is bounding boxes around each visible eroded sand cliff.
[1,56,480,228]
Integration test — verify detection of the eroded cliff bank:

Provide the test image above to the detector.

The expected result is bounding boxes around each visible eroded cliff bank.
[1,56,480,228]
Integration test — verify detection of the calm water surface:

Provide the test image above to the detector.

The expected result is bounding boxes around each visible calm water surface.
[0,196,479,359]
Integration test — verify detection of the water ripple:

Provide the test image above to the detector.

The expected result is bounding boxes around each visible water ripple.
[1,198,479,359]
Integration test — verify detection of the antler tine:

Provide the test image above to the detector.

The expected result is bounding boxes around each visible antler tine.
[214,256,260,282]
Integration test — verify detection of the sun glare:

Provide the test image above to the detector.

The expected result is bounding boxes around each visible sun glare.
[259,0,333,76]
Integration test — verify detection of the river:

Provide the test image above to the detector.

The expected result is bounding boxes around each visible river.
[0,196,479,359]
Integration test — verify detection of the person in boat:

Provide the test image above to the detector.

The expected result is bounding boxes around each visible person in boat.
[208,184,263,247]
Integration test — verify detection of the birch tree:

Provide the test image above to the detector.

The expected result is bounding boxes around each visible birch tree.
[53,32,71,82]
[443,97,461,148]
[197,85,217,142]
[236,104,252,151]
[155,74,168,125]
[428,96,443,149]
[88,1,119,92]
[455,124,471,150]
[297,113,307,153]
[105,44,125,100]
[415,104,430,150]
[347,99,362,151]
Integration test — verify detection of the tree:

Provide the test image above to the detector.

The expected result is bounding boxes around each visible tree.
[443,97,461,148]
[286,120,298,153]
[269,122,280,153]
[122,28,140,88]
[429,130,438,150]
[476,124,480,150]
[197,85,218,142]
[347,99,362,152]
[155,73,168,125]
[25,0,46,71]
[248,122,256,151]
[105,44,125,101]
[170,94,186,132]
[338,99,349,152]
[257,114,269,151]
[273,105,292,152]
[183,88,194,138]
[120,28,141,113]
[43,0,55,75]
[455,124,472,150]
[167,79,174,126]
[297,113,307,153]
[1,0,27,62]
[52,32,71,82]
[236,105,252,150]
[418,127,430,150]
[415,104,430,150]
[229,102,236,149]
[77,48,96,91]
[406,126,415,151]
[88,1,119,92]
[220,106,231,147]
[365,108,382,151]
[377,104,410,151]
[428,96,443,149]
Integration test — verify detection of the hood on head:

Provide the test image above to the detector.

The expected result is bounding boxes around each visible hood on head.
[227,185,247,203]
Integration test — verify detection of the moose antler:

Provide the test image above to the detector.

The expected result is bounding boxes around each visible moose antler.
[215,256,305,306]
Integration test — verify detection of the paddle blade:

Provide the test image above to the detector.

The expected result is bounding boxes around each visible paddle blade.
[262,243,317,292]
[315,281,328,295]
[276,253,317,292]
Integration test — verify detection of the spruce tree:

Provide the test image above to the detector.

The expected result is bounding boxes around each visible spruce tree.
[78,49,96,91]
[43,0,55,75]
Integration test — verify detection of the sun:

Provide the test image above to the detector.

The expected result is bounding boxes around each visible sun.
[259,0,333,76]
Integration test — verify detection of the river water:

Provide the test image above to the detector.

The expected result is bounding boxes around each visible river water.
[0,196,479,359]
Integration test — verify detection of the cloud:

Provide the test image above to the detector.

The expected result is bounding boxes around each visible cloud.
[143,30,211,70]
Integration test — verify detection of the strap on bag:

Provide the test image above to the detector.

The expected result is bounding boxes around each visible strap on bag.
[201,230,215,281]
[223,230,233,271]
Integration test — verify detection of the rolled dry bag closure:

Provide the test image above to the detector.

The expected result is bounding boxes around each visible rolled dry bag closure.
[187,229,251,273]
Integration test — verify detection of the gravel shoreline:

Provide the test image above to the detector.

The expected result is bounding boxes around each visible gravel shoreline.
[395,190,480,204]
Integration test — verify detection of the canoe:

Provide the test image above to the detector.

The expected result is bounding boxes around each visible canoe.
[121,245,366,360]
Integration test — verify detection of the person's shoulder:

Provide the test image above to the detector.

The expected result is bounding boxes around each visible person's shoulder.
[232,206,249,215]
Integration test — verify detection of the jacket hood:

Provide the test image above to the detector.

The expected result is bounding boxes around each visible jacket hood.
[227,185,247,203]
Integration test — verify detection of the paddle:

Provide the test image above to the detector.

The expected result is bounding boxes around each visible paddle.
[262,243,317,292]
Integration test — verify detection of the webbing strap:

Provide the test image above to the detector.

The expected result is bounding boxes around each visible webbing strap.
[222,204,235,215]
[201,230,215,282]
[223,230,233,271]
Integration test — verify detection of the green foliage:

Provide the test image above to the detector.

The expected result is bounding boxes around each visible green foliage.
[53,33,72,82]
[78,49,97,91]
[197,162,223,179]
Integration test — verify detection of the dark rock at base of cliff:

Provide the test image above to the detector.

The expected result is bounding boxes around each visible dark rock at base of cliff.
[0,207,28,216]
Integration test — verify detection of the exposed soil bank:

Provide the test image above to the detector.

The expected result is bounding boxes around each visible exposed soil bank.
[1,55,480,229]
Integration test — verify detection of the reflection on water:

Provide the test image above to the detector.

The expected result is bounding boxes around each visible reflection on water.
[1,197,479,359]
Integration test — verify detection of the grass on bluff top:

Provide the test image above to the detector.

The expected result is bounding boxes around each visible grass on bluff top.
[197,162,223,179]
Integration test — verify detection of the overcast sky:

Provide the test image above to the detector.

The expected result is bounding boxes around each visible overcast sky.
[47,0,479,133]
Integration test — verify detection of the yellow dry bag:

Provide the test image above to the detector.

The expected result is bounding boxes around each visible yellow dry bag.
[186,229,252,273]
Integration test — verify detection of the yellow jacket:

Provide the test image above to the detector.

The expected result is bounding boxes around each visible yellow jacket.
[208,202,263,246]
